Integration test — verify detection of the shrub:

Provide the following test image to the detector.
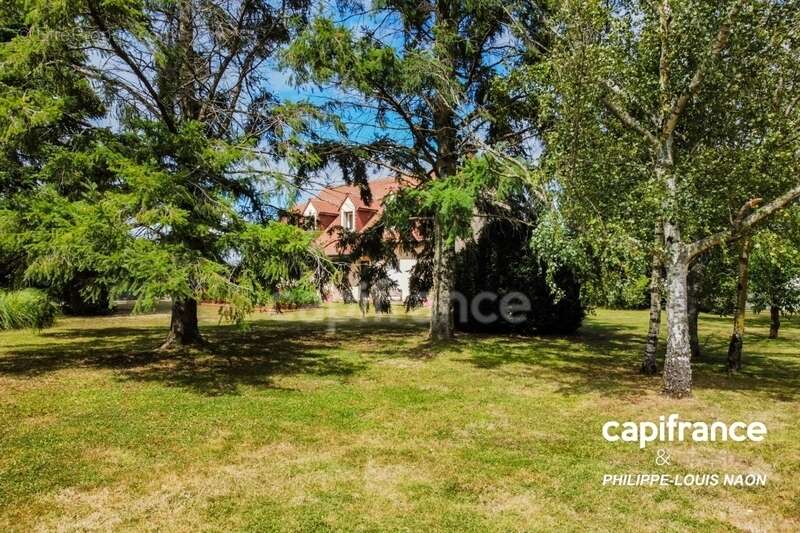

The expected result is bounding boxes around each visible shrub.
[453,217,585,335]
[602,275,650,310]
[274,282,321,309]
[0,289,57,330]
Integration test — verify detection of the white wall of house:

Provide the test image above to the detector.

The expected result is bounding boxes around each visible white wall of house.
[386,258,416,301]
[342,258,416,302]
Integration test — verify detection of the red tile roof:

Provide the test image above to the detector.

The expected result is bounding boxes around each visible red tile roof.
[301,177,411,214]
[295,176,417,256]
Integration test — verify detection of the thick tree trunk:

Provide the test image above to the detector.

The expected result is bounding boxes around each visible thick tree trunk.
[688,261,702,360]
[160,297,204,349]
[641,223,663,374]
[769,305,780,339]
[663,250,693,398]
[727,236,753,372]
[429,215,454,340]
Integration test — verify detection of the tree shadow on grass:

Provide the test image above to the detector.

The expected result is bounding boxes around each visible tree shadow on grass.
[450,317,800,401]
[1,311,798,400]
[690,330,800,402]
[0,320,372,396]
[451,320,661,400]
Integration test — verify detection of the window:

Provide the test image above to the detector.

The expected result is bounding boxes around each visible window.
[343,211,354,230]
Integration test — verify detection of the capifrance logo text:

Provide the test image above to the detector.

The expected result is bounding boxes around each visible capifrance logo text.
[601,413,767,449]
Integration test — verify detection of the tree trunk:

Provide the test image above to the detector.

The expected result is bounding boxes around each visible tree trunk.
[428,1,458,342]
[688,261,702,360]
[641,222,663,374]
[769,305,780,339]
[657,137,693,397]
[160,297,204,349]
[429,215,454,340]
[663,250,693,398]
[727,236,753,372]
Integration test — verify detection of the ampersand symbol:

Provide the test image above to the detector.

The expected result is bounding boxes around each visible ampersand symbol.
[655,449,671,466]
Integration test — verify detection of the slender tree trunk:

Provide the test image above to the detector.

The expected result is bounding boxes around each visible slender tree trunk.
[160,297,204,349]
[656,138,693,398]
[663,248,693,397]
[688,261,702,360]
[769,305,780,339]
[429,215,454,340]
[641,222,663,374]
[727,236,753,372]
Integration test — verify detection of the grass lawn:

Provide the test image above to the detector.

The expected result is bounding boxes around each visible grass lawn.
[1,304,798,531]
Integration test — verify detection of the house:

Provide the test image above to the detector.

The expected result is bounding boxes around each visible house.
[295,177,419,301]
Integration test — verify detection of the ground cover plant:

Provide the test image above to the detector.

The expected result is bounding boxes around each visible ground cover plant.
[1,304,798,531]
[0,289,56,331]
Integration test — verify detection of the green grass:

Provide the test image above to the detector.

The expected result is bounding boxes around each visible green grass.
[0,304,798,531]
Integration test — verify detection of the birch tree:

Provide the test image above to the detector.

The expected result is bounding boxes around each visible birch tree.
[520,0,800,396]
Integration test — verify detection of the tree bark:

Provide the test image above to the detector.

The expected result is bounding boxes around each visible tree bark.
[655,137,693,397]
[160,297,204,349]
[688,260,702,360]
[428,1,458,342]
[429,215,454,340]
[769,305,780,339]
[726,236,753,372]
[641,222,663,374]
[663,248,693,397]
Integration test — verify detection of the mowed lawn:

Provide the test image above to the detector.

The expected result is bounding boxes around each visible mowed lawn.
[1,304,798,532]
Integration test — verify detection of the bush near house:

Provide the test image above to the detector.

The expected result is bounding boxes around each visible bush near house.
[274,282,322,310]
[59,272,113,316]
[453,217,585,335]
[0,289,57,330]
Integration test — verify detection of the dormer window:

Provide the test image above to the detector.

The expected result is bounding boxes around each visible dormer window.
[340,197,357,231]
[303,202,319,230]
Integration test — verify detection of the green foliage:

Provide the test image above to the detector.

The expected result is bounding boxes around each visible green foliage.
[530,211,647,309]
[750,230,800,316]
[696,246,738,316]
[0,0,103,198]
[1,0,330,334]
[284,2,544,318]
[379,155,538,308]
[604,275,650,311]
[383,157,505,247]
[274,280,322,309]
[15,177,330,323]
[0,289,56,330]
[520,0,800,318]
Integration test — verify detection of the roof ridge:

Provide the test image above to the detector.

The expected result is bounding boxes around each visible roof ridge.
[328,176,399,190]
